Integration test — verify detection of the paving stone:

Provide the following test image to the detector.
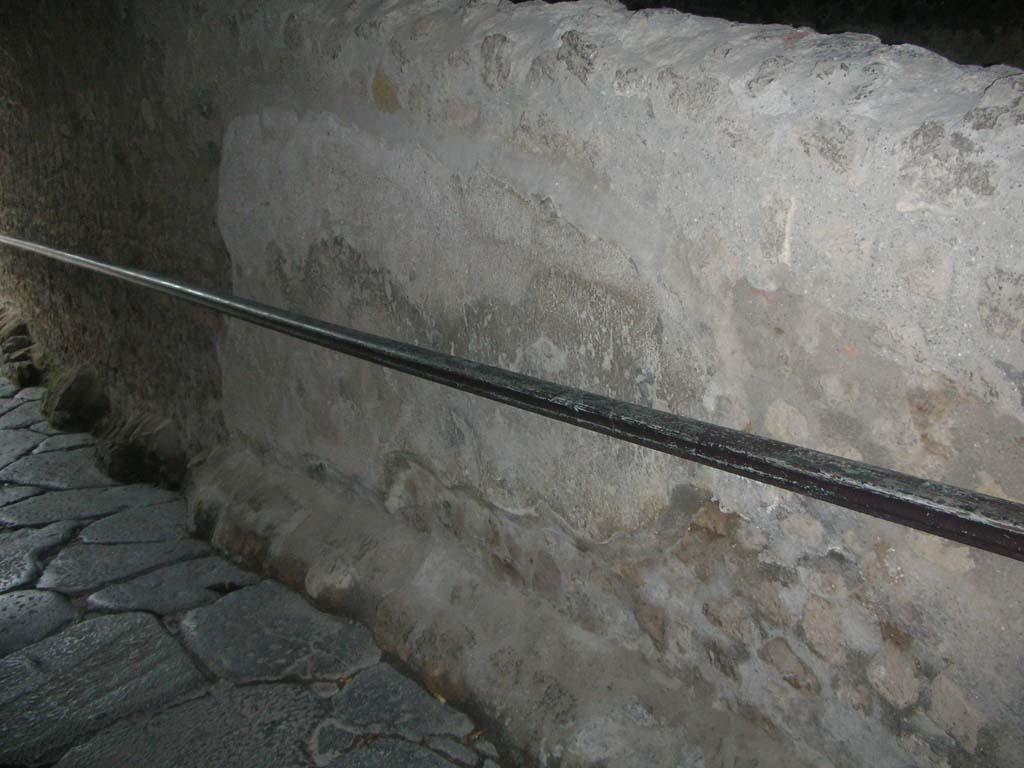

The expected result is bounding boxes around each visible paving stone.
[0,446,118,489]
[0,397,19,416]
[34,432,95,454]
[0,612,204,765]
[0,399,42,430]
[88,556,260,615]
[0,483,178,526]
[332,664,474,741]
[0,522,76,593]
[331,739,457,768]
[309,717,358,763]
[55,682,327,768]
[14,386,45,401]
[0,589,77,654]
[80,499,188,543]
[0,379,17,398]
[30,419,66,435]
[0,483,43,508]
[428,736,479,765]
[0,427,45,470]
[37,539,210,594]
[181,581,380,683]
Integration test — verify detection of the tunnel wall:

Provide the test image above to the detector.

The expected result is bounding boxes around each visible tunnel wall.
[4,1,1024,766]
[0,1,229,474]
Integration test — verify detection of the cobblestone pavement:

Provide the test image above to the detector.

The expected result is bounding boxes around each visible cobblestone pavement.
[0,377,505,768]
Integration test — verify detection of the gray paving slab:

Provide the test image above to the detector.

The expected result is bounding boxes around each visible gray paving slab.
[0,379,17,398]
[181,581,380,683]
[34,432,95,454]
[30,419,66,435]
[0,397,19,416]
[14,385,46,401]
[0,427,45,469]
[0,589,77,654]
[0,446,118,489]
[0,482,179,525]
[332,664,475,741]
[37,539,210,594]
[80,499,189,543]
[0,483,43,508]
[0,399,43,430]
[0,612,205,765]
[88,555,260,615]
[0,521,76,593]
[55,682,330,768]
[330,739,457,768]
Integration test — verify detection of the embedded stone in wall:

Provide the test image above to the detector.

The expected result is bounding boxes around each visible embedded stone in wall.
[867,642,921,709]
[928,674,986,753]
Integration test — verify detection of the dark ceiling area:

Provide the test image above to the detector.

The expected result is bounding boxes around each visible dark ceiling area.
[530,0,1024,69]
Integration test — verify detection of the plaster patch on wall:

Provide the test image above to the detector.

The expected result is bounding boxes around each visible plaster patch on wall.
[480,33,512,90]
[372,68,400,113]
[897,121,997,211]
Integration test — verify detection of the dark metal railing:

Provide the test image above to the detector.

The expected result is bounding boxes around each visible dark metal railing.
[2,233,1023,562]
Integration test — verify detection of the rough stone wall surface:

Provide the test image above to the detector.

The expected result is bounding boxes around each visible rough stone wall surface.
[200,2,1024,765]
[0,1,229,463]
[4,0,1024,766]
[597,0,1024,70]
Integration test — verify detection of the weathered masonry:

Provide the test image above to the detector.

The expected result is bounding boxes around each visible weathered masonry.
[2,1,1023,766]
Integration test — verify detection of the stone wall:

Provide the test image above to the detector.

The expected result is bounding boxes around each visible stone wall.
[0,0,229,477]
[4,1,1024,765]
[599,0,1024,69]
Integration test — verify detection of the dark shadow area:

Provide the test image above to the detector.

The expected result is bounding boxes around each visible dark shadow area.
[526,0,1024,68]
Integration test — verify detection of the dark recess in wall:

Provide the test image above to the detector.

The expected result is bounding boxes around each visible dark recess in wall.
[528,0,1024,69]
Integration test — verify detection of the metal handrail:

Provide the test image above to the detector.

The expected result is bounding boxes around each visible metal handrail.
[2,232,1023,562]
